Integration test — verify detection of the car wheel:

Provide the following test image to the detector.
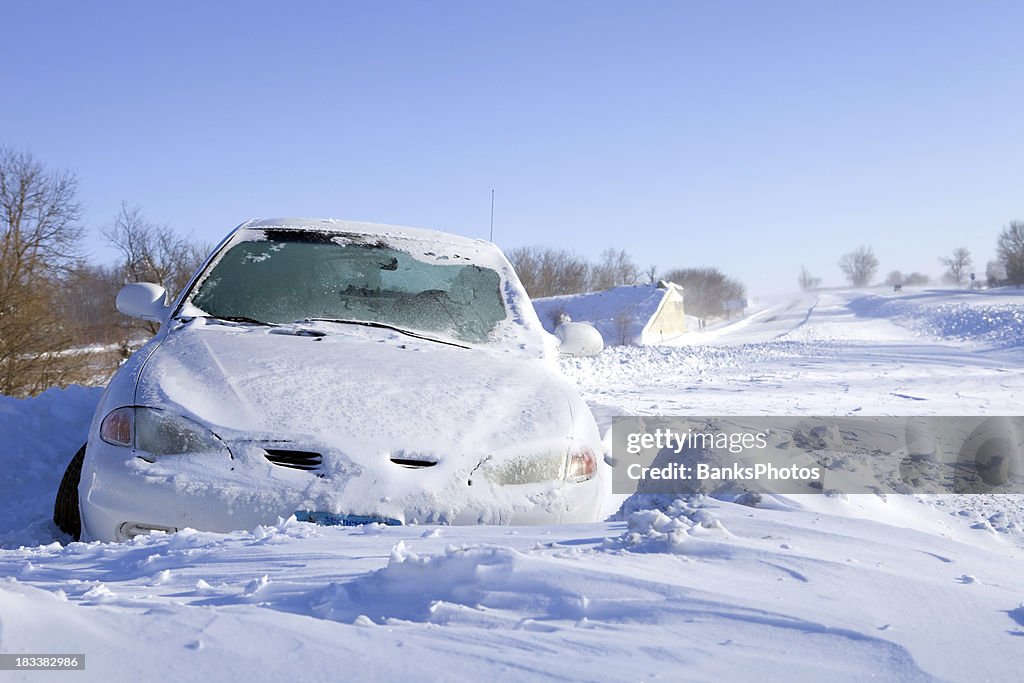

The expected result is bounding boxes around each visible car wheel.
[53,444,86,541]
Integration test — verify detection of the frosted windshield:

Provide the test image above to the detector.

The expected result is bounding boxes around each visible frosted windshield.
[187,235,506,343]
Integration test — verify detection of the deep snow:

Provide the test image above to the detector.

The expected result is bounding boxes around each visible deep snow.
[2,287,1023,682]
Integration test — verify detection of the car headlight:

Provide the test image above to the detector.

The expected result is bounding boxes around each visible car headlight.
[99,406,231,458]
[484,451,565,485]
[483,444,598,485]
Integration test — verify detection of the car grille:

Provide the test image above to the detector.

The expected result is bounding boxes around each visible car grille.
[264,449,323,471]
[390,456,437,469]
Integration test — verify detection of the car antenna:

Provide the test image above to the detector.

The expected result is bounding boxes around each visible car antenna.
[489,188,495,242]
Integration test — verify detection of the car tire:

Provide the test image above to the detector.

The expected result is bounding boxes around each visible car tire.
[53,444,86,541]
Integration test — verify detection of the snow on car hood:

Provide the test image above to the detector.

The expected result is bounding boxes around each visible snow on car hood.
[136,319,582,459]
[126,318,599,524]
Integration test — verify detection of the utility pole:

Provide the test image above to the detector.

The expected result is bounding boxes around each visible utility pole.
[489,189,495,242]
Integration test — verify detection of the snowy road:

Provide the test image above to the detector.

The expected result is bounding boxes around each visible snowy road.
[567,290,1024,418]
[1,288,1023,682]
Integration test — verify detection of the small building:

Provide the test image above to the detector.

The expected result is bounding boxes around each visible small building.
[532,281,686,346]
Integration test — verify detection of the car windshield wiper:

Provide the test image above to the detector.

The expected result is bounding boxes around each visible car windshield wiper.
[300,318,470,349]
[198,314,278,327]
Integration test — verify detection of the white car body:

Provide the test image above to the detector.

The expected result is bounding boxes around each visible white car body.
[78,218,606,542]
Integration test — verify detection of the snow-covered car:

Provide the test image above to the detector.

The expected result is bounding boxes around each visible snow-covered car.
[54,218,606,542]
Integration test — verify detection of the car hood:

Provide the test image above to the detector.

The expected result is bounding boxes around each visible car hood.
[136,319,582,456]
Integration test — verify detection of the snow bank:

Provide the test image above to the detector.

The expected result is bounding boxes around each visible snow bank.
[532,284,673,345]
[0,386,102,548]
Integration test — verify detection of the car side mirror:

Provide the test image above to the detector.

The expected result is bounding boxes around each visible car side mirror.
[116,283,169,322]
[555,322,604,357]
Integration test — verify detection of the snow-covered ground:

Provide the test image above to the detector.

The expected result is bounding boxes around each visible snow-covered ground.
[2,288,1023,682]
[567,288,1024,417]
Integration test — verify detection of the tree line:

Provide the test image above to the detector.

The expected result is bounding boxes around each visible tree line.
[4,146,749,396]
[0,147,207,397]
[507,246,746,321]
[798,230,1024,292]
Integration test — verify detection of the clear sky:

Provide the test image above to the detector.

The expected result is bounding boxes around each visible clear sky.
[3,1,1022,295]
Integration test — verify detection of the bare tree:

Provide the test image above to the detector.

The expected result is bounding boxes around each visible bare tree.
[996,220,1024,286]
[839,246,879,287]
[590,248,640,291]
[798,266,821,291]
[613,305,637,345]
[105,202,207,297]
[661,267,745,320]
[104,203,208,333]
[0,147,93,396]
[506,246,590,298]
[884,270,904,287]
[939,247,972,287]
[644,264,658,285]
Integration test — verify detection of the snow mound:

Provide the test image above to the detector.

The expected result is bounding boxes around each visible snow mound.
[304,542,597,626]
[603,496,731,555]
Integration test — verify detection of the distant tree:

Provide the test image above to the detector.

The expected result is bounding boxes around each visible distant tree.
[884,270,904,287]
[644,264,658,285]
[589,248,640,291]
[996,220,1024,286]
[903,272,930,286]
[798,266,821,292]
[838,246,879,287]
[0,147,93,396]
[661,267,745,320]
[507,246,590,298]
[60,261,124,345]
[986,260,1006,288]
[939,247,972,287]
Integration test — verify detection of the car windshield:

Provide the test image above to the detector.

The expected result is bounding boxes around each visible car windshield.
[184,233,507,343]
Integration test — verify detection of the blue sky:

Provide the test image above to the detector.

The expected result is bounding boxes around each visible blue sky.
[3,1,1022,295]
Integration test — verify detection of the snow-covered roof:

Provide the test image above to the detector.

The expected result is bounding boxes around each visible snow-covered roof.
[532,282,681,345]
[240,217,490,252]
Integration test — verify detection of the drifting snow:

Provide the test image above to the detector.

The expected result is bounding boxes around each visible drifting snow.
[848,288,1024,350]
[1,287,1024,681]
